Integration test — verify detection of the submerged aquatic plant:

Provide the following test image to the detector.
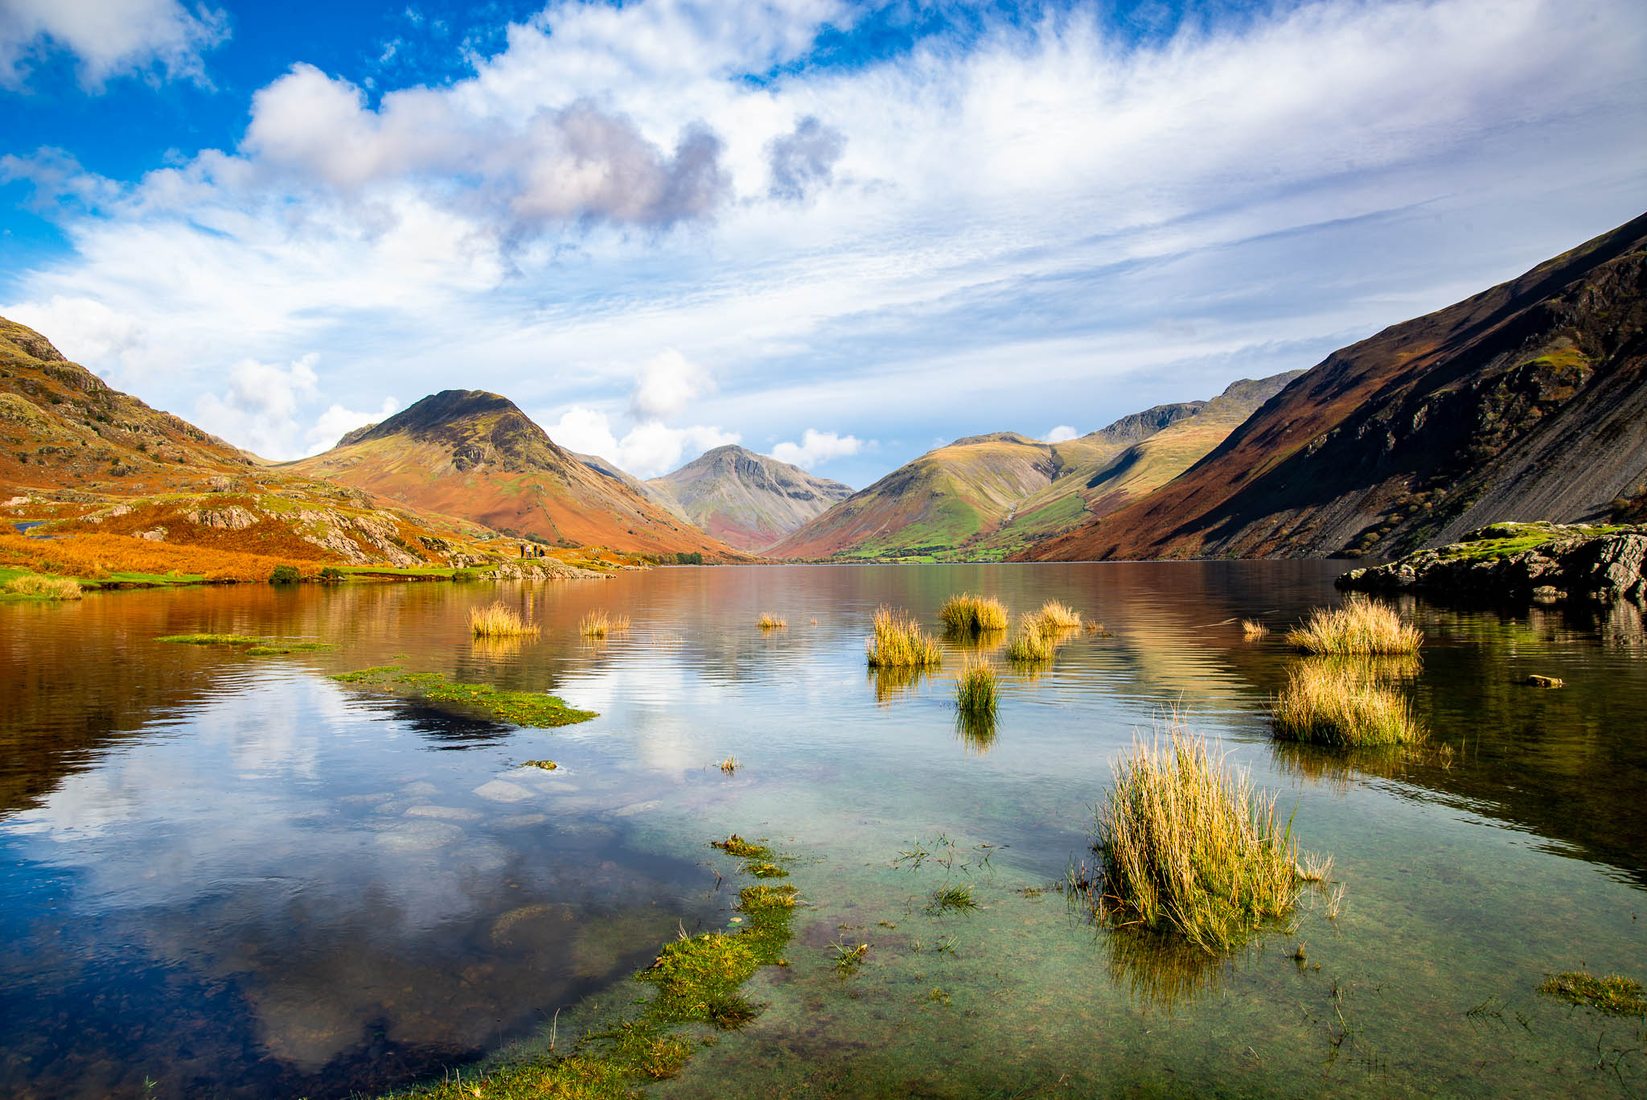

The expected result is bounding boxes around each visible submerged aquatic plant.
[927,884,978,914]
[1287,598,1422,655]
[1090,726,1302,951]
[1538,971,1647,1016]
[1271,661,1424,747]
[939,593,1009,635]
[757,613,787,630]
[469,601,539,638]
[3,572,82,600]
[866,606,942,669]
[579,609,631,638]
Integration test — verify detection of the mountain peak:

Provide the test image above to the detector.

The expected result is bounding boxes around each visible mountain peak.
[343,390,521,446]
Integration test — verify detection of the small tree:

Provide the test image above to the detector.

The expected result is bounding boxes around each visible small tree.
[269,564,301,585]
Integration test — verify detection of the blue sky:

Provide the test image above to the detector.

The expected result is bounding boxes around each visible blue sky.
[2,0,1644,486]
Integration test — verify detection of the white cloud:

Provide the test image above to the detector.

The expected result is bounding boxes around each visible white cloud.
[770,428,862,469]
[306,397,399,452]
[2,0,1643,478]
[629,348,713,421]
[194,354,319,458]
[1044,425,1078,443]
[0,0,227,90]
[544,405,737,478]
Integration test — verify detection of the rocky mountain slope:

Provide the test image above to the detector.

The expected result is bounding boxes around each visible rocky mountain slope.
[1019,212,1647,562]
[646,445,853,552]
[765,374,1296,561]
[0,317,501,571]
[291,390,736,558]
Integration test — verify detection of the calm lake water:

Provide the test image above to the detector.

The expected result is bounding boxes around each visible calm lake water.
[2,563,1644,1098]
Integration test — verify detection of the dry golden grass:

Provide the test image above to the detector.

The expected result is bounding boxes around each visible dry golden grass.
[1240,619,1269,638]
[3,572,83,599]
[469,601,540,637]
[1034,600,1082,630]
[866,606,942,669]
[1287,598,1422,655]
[757,613,787,630]
[1271,661,1424,747]
[579,609,631,638]
[939,593,1009,635]
[1005,613,1057,662]
[955,658,998,717]
[0,531,312,583]
[1091,725,1301,951]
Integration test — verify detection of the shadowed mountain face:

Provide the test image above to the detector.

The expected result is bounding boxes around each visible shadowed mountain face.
[291,390,736,558]
[646,445,854,552]
[0,318,496,567]
[1019,212,1647,562]
[764,375,1296,561]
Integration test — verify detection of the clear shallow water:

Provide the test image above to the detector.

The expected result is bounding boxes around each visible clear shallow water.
[1,563,1644,1098]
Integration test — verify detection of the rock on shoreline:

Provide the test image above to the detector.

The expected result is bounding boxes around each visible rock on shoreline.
[1336,523,1647,605]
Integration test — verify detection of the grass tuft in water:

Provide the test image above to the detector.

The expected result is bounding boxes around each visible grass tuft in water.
[469,602,539,637]
[866,606,942,669]
[1538,971,1647,1016]
[831,940,869,977]
[939,593,1008,635]
[521,759,558,771]
[712,834,773,860]
[955,658,998,719]
[331,666,596,727]
[1287,598,1422,655]
[1087,725,1302,951]
[579,609,631,638]
[718,755,738,773]
[1241,619,1269,638]
[1005,613,1057,663]
[1271,661,1425,747]
[757,613,787,630]
[927,884,978,913]
[3,573,82,600]
[1033,599,1082,631]
[746,861,790,879]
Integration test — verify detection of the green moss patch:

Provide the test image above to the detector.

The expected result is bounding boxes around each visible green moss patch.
[158,633,333,656]
[331,665,597,728]
[1538,971,1647,1016]
[158,633,270,646]
[383,838,800,1099]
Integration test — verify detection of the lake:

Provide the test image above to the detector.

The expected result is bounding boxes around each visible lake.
[2,562,1644,1098]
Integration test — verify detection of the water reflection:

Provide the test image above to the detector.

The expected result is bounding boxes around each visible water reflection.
[1102,928,1238,1013]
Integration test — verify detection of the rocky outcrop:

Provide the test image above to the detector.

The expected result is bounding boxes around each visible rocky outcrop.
[1337,523,1647,605]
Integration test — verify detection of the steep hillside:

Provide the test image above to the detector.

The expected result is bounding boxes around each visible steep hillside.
[647,445,854,551]
[1020,212,1647,561]
[291,390,737,558]
[0,317,505,573]
[970,373,1303,557]
[765,381,1290,561]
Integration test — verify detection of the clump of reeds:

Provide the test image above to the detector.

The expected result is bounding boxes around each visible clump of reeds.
[1271,661,1424,747]
[757,613,786,630]
[718,756,738,774]
[1538,971,1647,1016]
[1034,600,1082,631]
[579,609,631,638]
[955,658,998,717]
[1240,619,1268,639]
[1092,726,1300,951]
[4,573,83,600]
[1286,598,1421,655]
[1005,613,1057,662]
[939,593,1008,635]
[866,606,942,669]
[469,602,539,637]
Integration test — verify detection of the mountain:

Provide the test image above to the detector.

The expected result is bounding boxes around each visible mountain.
[1019,212,1647,561]
[965,373,1303,557]
[0,317,499,570]
[291,390,736,558]
[764,377,1294,561]
[646,445,854,552]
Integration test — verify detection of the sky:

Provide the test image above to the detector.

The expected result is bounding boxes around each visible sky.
[1,0,1643,488]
